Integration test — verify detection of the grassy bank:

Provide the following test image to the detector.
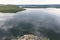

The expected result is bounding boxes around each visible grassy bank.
[0,5,25,13]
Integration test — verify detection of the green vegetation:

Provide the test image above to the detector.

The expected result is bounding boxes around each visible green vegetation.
[0,5,25,13]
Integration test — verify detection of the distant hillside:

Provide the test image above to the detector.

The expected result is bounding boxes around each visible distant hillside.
[18,4,60,8]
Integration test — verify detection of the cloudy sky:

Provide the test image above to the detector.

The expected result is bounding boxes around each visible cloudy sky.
[0,0,60,5]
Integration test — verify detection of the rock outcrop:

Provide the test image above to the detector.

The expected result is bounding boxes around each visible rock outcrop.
[18,34,40,40]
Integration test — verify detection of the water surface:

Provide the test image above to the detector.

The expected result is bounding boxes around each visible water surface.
[0,8,60,40]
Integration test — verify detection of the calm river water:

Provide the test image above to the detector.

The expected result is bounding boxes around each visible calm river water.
[0,8,60,40]
[0,8,60,28]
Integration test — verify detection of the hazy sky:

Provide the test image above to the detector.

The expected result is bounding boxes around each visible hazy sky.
[0,0,60,5]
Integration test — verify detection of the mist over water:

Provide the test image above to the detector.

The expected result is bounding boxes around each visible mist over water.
[0,8,60,40]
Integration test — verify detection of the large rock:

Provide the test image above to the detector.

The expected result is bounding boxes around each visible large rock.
[18,34,40,40]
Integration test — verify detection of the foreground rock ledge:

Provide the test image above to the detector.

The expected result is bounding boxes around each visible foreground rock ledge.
[18,34,40,40]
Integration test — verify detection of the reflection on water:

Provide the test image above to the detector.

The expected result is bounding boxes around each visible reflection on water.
[0,8,60,30]
[0,8,60,22]
[0,13,15,20]
[24,8,60,17]
[0,13,16,28]
[0,8,60,40]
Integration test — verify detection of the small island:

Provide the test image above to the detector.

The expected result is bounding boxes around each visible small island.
[0,4,25,13]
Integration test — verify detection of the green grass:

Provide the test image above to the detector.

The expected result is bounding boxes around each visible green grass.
[0,5,25,13]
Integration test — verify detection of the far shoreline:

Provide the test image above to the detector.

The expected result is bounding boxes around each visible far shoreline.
[0,4,25,13]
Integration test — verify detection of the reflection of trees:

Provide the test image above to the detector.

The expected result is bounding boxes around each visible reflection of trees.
[0,29,6,40]
[38,27,60,40]
[9,22,34,38]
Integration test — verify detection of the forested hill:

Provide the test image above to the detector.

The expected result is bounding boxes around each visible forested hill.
[18,4,60,8]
